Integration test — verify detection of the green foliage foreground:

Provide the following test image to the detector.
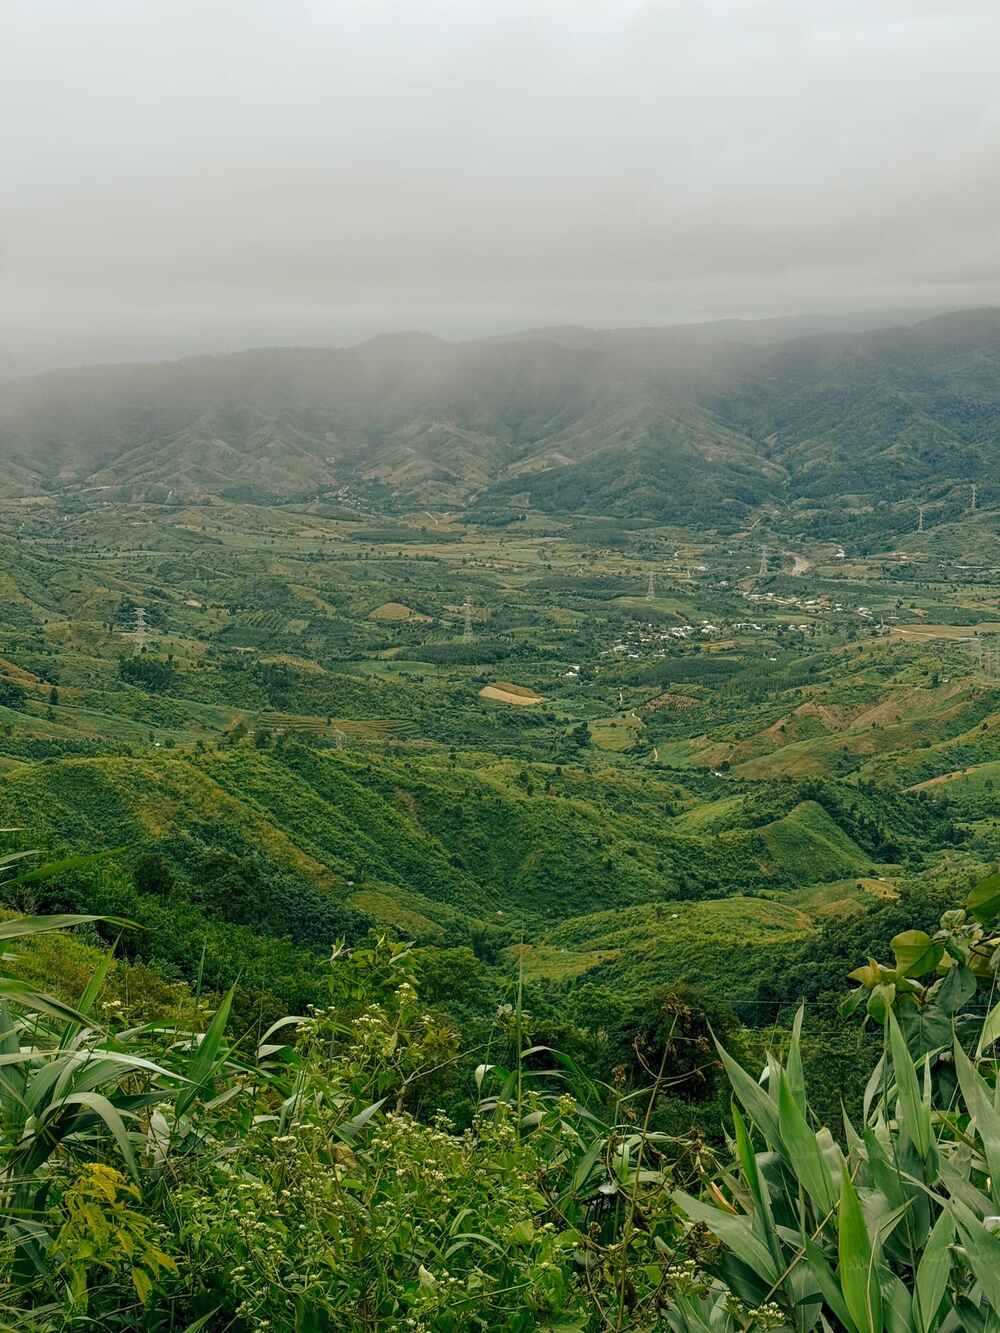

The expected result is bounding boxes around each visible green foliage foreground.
[4,850,1000,1329]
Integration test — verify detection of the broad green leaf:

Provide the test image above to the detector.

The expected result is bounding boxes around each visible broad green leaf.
[864,1054,887,1125]
[891,931,944,979]
[839,1167,883,1333]
[673,1190,779,1285]
[181,1311,221,1332]
[868,985,896,1025]
[175,986,234,1117]
[732,1104,783,1277]
[570,1135,604,1192]
[935,964,976,1017]
[0,981,92,1027]
[850,961,885,989]
[914,1209,953,1333]
[777,1070,838,1216]
[881,1272,913,1333]
[60,950,114,1050]
[444,1232,504,1257]
[967,870,1000,925]
[953,1038,1000,1200]
[42,1090,138,1179]
[888,1010,931,1160]
[335,1097,387,1142]
[714,1038,781,1150]
[949,1198,1000,1310]
[803,1233,859,1333]
[732,1102,764,1208]
[981,1002,1000,1055]
[977,997,1000,1057]
[256,1014,305,1056]
[787,1004,806,1112]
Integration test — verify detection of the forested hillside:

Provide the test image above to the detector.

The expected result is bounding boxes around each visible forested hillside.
[4,309,1000,526]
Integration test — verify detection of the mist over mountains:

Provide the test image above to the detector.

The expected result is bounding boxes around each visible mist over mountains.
[3,307,999,527]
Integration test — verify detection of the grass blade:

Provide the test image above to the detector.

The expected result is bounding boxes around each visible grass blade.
[914,1209,953,1333]
[175,985,235,1118]
[838,1166,883,1333]
[888,1010,931,1160]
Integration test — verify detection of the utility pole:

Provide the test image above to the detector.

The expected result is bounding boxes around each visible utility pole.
[462,597,475,644]
[646,570,655,600]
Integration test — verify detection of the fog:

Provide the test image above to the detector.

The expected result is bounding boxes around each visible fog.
[4,0,999,368]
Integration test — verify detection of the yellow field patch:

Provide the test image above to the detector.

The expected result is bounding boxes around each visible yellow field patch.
[889,622,1000,642]
[479,683,544,706]
[368,601,432,622]
[0,658,40,684]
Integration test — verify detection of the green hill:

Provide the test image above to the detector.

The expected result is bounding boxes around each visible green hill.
[0,748,877,936]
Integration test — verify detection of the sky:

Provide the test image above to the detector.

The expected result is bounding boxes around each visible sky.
[3,0,1000,365]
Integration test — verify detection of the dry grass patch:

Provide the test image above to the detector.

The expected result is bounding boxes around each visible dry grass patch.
[479,682,543,706]
[368,601,432,622]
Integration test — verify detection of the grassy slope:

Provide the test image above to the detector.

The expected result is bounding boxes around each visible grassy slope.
[518,896,813,1005]
[0,747,874,929]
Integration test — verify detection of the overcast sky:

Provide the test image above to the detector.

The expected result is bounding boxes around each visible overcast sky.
[4,0,1000,362]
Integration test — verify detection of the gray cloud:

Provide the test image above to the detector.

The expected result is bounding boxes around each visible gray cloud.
[3,0,1000,363]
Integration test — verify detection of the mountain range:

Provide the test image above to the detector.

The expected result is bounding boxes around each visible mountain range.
[3,308,1000,525]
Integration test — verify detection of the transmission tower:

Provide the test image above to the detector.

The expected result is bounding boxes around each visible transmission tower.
[758,546,769,577]
[134,606,147,647]
[462,597,475,644]
[971,483,978,513]
[646,570,656,600]
[917,506,924,533]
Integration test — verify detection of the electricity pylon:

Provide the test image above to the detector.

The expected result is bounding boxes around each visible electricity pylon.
[462,597,475,644]
[646,570,655,600]
[758,546,769,577]
[971,482,978,513]
[917,506,924,533]
[134,607,147,647]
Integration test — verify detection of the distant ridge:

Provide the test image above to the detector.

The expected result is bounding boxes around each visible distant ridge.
[1,306,998,524]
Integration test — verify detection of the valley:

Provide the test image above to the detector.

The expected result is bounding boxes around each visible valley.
[2,477,996,1035]
[4,315,1000,1328]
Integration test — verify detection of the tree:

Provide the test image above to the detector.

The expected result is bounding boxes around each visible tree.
[0,680,26,711]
